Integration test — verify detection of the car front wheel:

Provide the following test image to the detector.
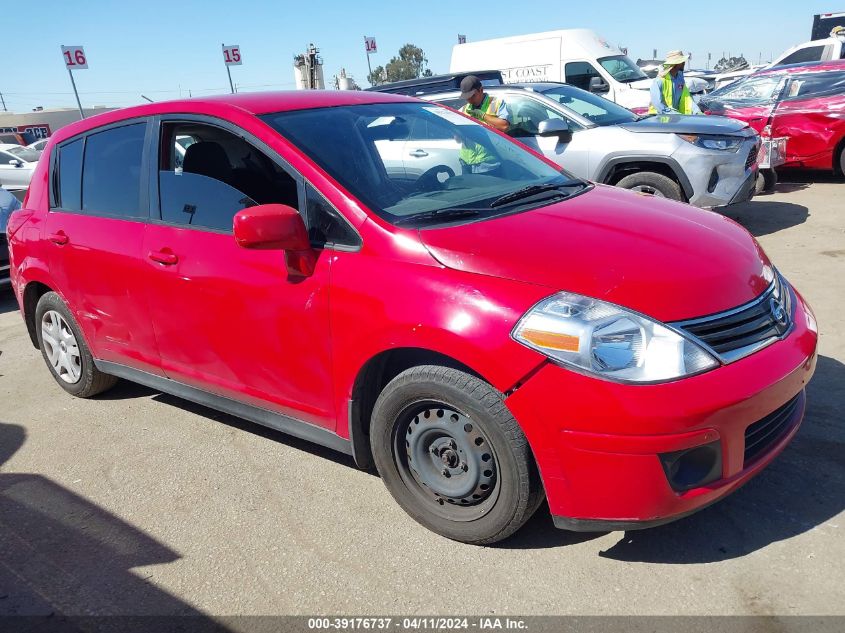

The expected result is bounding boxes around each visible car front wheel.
[370,366,544,544]
[616,171,683,201]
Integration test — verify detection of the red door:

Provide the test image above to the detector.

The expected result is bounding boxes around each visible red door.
[140,119,336,429]
[45,122,162,375]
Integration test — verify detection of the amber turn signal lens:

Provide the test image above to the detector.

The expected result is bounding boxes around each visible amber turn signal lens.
[519,328,580,352]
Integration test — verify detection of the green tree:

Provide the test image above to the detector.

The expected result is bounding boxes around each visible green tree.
[368,44,433,86]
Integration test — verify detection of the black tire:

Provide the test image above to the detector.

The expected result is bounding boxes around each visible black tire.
[35,292,117,398]
[370,365,544,544]
[839,146,845,177]
[755,169,778,195]
[615,171,683,201]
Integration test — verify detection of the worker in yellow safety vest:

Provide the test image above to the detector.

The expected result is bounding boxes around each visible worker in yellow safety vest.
[649,50,701,116]
[456,75,511,174]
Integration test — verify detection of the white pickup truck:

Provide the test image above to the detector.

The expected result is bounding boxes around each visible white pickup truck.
[713,28,845,88]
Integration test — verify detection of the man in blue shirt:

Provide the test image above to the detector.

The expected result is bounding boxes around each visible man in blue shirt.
[649,50,701,115]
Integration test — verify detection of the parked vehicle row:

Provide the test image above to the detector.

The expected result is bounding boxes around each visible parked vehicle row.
[371,76,758,207]
[6,90,817,544]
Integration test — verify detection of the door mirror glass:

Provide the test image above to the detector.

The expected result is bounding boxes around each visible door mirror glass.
[538,119,573,143]
[588,77,610,94]
[234,203,310,251]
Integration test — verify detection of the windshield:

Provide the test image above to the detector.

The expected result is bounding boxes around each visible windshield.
[598,55,648,83]
[704,74,785,106]
[262,103,587,227]
[538,85,637,126]
[7,146,40,163]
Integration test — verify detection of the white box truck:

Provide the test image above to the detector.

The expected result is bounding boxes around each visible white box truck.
[450,29,665,111]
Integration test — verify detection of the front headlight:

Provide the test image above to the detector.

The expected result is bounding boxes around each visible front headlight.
[512,292,719,383]
[678,133,743,152]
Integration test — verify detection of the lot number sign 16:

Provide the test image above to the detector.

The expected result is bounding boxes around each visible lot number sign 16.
[61,45,88,70]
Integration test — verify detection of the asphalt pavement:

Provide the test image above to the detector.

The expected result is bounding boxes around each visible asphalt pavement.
[0,173,843,617]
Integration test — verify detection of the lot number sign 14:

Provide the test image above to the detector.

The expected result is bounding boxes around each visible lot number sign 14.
[61,45,88,69]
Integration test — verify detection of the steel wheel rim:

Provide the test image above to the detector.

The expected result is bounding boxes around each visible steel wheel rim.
[393,401,500,522]
[41,310,82,384]
[630,185,666,197]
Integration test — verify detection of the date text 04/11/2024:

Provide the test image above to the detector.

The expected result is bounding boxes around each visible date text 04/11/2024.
[306,618,528,630]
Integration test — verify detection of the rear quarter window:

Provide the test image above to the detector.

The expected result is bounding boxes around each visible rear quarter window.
[53,138,84,211]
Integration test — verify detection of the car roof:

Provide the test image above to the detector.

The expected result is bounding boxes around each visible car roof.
[49,90,419,145]
[0,143,24,150]
[757,59,845,76]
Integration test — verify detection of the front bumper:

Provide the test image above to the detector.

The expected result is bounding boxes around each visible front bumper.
[505,289,818,531]
[675,137,759,208]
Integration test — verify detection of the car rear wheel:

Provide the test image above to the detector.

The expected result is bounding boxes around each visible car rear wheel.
[839,146,845,176]
[616,171,683,201]
[370,365,544,544]
[35,292,118,398]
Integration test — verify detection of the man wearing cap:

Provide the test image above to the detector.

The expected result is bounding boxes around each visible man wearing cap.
[455,75,511,174]
[649,50,701,115]
[459,75,511,132]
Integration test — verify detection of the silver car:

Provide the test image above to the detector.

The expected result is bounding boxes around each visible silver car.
[416,83,759,208]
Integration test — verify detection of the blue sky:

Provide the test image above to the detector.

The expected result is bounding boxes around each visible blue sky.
[2,0,838,111]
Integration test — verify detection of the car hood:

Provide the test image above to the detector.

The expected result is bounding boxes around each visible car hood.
[418,185,772,322]
[618,113,753,135]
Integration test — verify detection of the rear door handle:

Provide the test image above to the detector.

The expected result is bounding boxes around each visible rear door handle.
[148,250,178,266]
[408,149,429,157]
[48,232,68,245]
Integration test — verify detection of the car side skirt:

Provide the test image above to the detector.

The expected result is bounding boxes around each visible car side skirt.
[95,360,353,457]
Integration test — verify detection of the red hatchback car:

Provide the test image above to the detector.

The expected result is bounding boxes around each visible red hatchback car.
[7,91,817,544]
[701,60,845,175]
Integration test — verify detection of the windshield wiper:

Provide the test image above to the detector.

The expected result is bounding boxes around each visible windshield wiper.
[393,207,482,226]
[490,180,583,208]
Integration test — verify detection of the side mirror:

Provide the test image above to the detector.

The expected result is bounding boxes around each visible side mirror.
[233,203,316,276]
[538,119,573,144]
[8,159,23,167]
[588,77,610,94]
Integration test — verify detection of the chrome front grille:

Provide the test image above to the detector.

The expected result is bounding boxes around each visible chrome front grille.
[673,274,793,362]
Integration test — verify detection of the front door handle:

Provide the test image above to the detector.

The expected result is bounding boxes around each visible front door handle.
[48,232,69,245]
[148,250,178,266]
[408,149,429,157]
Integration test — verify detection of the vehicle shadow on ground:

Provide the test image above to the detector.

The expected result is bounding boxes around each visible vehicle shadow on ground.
[592,354,845,563]
[96,380,364,473]
[724,201,809,237]
[497,355,844,556]
[0,421,230,625]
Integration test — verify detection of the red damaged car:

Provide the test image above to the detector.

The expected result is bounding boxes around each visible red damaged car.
[700,60,845,181]
[7,91,817,543]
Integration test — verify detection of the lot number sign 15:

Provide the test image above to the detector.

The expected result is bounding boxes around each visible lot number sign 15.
[222,45,242,66]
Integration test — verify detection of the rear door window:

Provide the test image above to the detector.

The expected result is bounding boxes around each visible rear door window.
[82,122,147,218]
